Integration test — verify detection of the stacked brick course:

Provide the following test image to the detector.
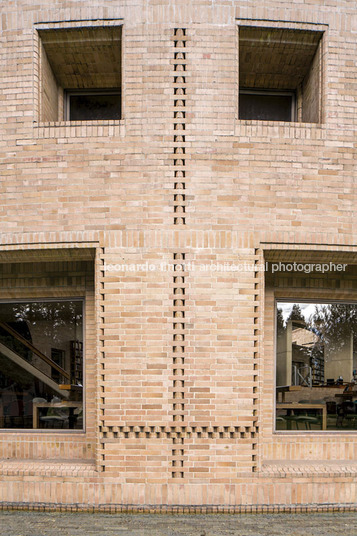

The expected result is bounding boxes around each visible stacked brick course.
[1,0,357,511]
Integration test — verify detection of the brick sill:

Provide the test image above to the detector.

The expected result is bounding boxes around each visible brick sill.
[0,458,97,477]
[33,120,125,139]
[262,459,357,477]
[235,119,325,139]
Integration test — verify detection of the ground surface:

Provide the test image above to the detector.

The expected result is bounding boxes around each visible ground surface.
[0,511,357,536]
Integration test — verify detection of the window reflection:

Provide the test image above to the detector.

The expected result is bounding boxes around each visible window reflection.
[0,300,83,430]
[276,302,357,431]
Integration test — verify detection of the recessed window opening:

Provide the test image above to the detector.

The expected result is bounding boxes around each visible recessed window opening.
[239,26,323,123]
[37,25,122,122]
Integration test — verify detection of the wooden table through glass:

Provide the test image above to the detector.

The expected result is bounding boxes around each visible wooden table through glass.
[32,401,82,429]
[276,403,327,430]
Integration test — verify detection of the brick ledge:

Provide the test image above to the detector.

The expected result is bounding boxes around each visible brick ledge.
[0,458,97,477]
[261,460,357,476]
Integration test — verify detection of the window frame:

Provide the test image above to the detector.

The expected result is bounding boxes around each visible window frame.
[64,88,122,122]
[239,89,296,122]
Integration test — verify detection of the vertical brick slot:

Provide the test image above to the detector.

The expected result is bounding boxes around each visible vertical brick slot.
[251,248,261,472]
[98,247,106,472]
[171,28,188,478]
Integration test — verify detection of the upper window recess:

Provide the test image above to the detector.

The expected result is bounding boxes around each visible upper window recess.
[37,26,122,122]
[239,26,323,123]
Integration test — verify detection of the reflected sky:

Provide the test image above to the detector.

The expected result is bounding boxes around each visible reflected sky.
[279,302,334,323]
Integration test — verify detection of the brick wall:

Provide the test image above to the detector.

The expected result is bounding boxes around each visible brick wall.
[39,40,59,123]
[1,0,357,511]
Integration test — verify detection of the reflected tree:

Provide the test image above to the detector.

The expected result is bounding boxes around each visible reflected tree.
[308,304,357,354]
[11,301,82,346]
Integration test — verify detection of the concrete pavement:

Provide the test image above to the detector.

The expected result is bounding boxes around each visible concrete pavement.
[0,511,357,536]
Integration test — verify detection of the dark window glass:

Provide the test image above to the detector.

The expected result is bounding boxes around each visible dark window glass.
[239,92,293,121]
[0,300,83,430]
[69,93,121,121]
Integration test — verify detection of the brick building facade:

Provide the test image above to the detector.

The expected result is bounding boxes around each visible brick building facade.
[1,0,357,512]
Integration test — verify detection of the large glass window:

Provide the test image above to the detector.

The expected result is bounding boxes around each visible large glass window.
[0,300,83,430]
[276,301,357,431]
